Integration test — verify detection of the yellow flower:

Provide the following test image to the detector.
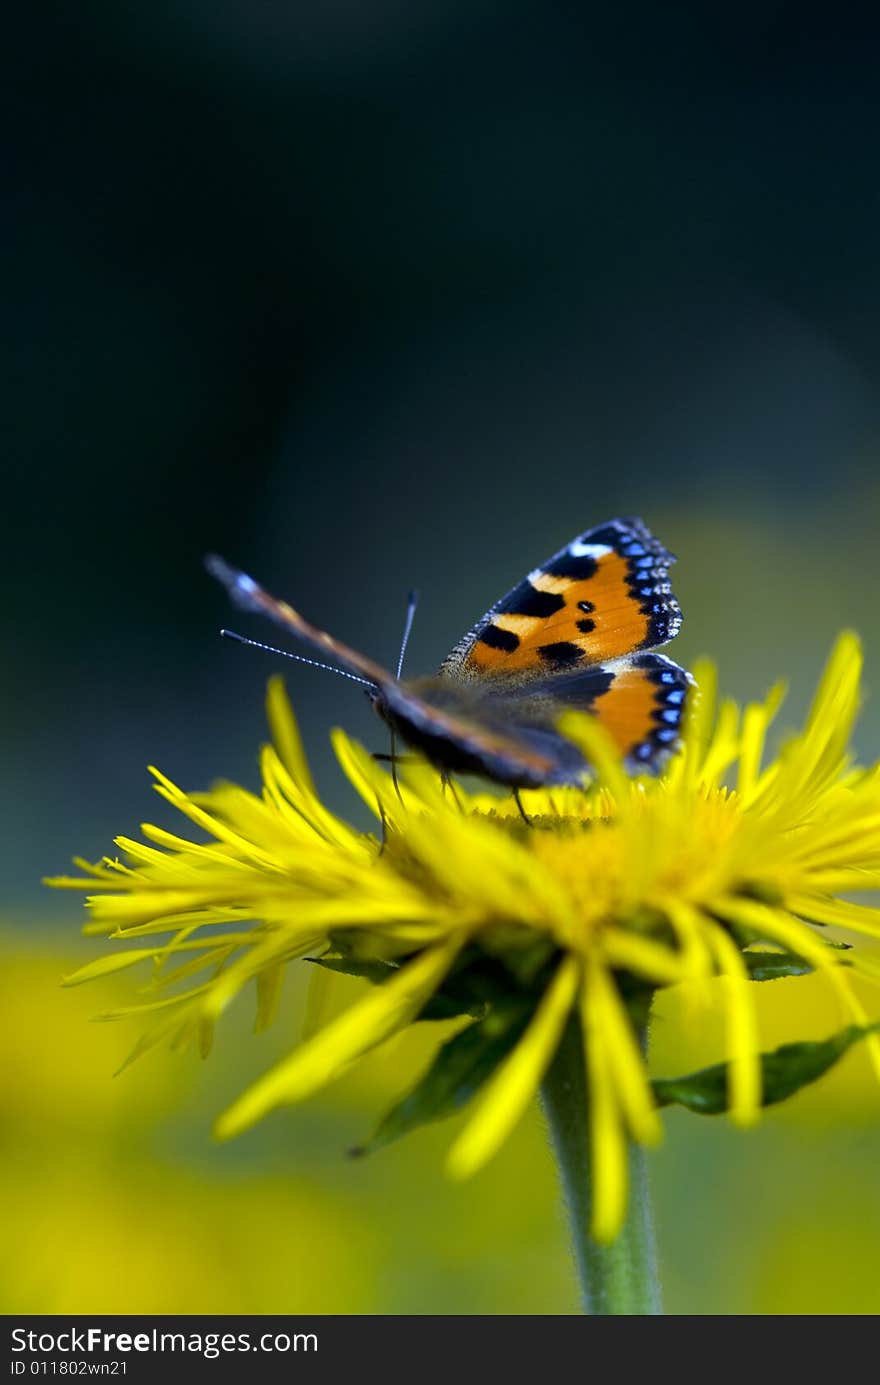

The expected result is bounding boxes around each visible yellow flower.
[49,633,880,1242]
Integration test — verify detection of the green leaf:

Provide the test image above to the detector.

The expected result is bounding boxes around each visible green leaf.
[415,949,511,1020]
[310,944,552,1022]
[353,1000,533,1155]
[481,931,557,987]
[653,1023,880,1115]
[308,955,399,985]
[424,948,554,1019]
[418,991,488,1021]
[741,939,850,981]
[742,949,814,981]
[307,953,485,1020]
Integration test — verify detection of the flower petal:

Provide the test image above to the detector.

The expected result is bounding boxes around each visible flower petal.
[266,675,316,796]
[580,972,628,1243]
[446,955,580,1179]
[703,918,762,1126]
[587,961,662,1146]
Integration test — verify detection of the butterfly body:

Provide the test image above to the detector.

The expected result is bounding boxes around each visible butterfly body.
[206,517,693,790]
[370,674,588,787]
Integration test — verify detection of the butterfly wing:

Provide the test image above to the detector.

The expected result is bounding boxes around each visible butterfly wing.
[205,554,569,786]
[502,653,693,773]
[377,680,573,786]
[440,517,681,682]
[206,530,692,790]
[382,652,692,786]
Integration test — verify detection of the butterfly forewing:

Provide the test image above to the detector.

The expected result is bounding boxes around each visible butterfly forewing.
[440,518,681,682]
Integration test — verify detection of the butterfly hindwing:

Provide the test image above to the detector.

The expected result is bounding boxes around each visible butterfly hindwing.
[440,517,681,682]
[592,654,692,768]
[506,653,693,772]
[383,652,692,786]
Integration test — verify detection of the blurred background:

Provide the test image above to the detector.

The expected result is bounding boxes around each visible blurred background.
[5,3,880,1313]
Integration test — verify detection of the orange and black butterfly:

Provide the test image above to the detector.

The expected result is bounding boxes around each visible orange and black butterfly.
[206,518,692,790]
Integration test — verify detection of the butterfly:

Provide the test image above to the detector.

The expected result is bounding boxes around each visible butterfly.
[206,517,692,792]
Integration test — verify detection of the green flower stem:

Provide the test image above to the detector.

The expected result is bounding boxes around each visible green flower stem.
[541,1014,662,1315]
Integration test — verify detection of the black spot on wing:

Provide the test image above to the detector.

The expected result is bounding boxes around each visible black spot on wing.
[538,641,584,669]
[576,617,595,633]
[479,623,520,652]
[496,583,566,618]
[577,600,595,614]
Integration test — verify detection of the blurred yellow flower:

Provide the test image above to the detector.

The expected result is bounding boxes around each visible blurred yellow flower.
[49,632,880,1243]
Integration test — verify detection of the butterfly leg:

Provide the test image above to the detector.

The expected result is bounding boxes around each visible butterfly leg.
[376,794,389,855]
[388,727,405,806]
[512,788,533,827]
[440,771,465,812]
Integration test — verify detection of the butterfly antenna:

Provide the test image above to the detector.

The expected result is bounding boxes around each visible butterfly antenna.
[219,629,376,688]
[396,588,420,679]
[386,588,419,807]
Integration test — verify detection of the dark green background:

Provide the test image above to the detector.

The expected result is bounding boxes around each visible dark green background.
[10,4,880,912]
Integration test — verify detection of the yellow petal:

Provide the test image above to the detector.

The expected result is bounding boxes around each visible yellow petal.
[97,983,212,1020]
[215,937,462,1139]
[698,697,741,788]
[300,959,334,1041]
[200,932,321,1022]
[679,657,717,789]
[262,744,366,852]
[601,930,692,986]
[715,895,880,1083]
[266,675,316,796]
[580,976,628,1243]
[660,898,714,980]
[703,918,761,1126]
[788,893,880,939]
[139,823,258,868]
[149,768,281,869]
[331,728,413,825]
[588,961,662,1146]
[737,682,786,800]
[254,963,285,1033]
[61,948,163,986]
